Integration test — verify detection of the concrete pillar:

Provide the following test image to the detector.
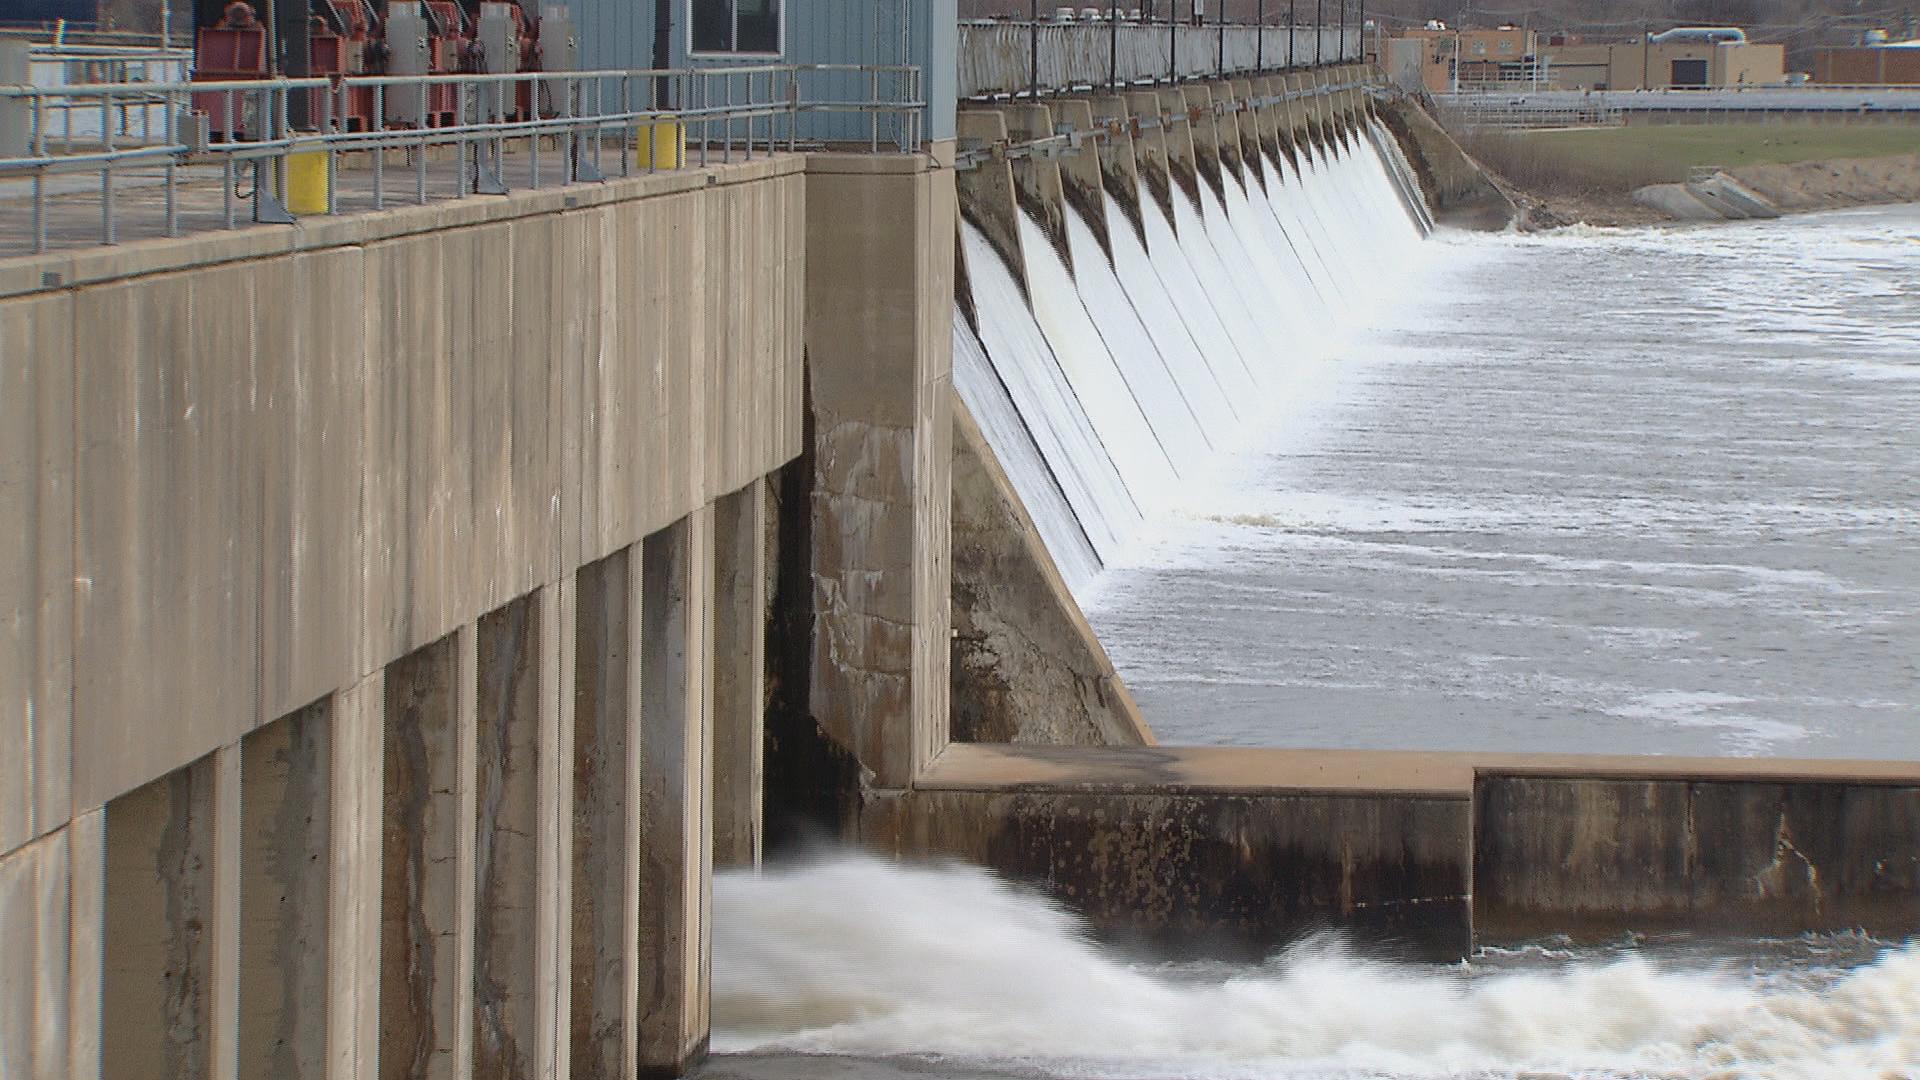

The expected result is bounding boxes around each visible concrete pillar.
[1158,89,1206,212]
[1124,91,1178,236]
[570,549,640,1079]
[380,630,476,1080]
[102,760,216,1080]
[1051,100,1111,259]
[712,480,768,870]
[1204,82,1245,185]
[535,581,574,1080]
[1087,95,1151,252]
[1229,79,1266,188]
[1182,83,1228,198]
[239,705,332,1080]
[69,810,104,1080]
[0,823,75,1080]
[328,675,383,1080]
[954,110,1027,298]
[637,509,714,1078]
[1002,105,1073,272]
[472,596,542,1080]
[209,746,241,1080]
[469,581,573,1080]
[803,154,955,791]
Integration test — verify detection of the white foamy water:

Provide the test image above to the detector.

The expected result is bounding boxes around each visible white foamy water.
[1091,205,1920,759]
[714,855,1920,1079]
[955,125,1429,592]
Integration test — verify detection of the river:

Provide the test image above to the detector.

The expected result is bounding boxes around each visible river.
[714,206,1920,1078]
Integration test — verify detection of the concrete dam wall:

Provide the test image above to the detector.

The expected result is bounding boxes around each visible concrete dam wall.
[0,156,809,1080]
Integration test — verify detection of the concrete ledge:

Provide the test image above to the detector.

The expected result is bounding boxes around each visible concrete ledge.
[886,745,1920,957]
[0,154,810,298]
[801,151,933,176]
[867,761,1474,960]
[919,744,1474,797]
[918,744,1920,796]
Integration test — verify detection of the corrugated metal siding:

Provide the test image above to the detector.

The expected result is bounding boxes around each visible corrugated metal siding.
[559,0,955,145]
[562,0,656,72]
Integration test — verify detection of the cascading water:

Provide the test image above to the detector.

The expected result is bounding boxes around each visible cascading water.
[713,855,1920,1079]
[954,119,1430,600]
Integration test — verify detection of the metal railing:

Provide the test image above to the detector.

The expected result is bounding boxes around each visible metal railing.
[21,42,192,148]
[954,73,1371,170]
[1434,85,1920,129]
[0,62,922,254]
[959,20,1363,99]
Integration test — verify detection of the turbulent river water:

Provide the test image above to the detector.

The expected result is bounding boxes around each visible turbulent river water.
[718,126,1919,1079]
[714,855,1920,1080]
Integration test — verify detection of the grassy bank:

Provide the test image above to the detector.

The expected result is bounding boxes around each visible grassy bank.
[1453,122,1920,222]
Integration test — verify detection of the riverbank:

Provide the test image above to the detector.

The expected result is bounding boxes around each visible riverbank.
[1449,122,1920,227]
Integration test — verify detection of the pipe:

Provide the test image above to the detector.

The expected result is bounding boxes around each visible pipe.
[1030,0,1039,100]
[1109,0,1118,89]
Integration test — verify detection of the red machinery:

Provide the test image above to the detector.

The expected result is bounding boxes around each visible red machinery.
[421,1,470,125]
[308,0,382,130]
[192,18,268,141]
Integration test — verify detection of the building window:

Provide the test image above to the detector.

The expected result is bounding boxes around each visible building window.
[690,0,782,55]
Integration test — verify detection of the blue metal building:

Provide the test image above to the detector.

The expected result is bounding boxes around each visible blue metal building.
[561,0,956,141]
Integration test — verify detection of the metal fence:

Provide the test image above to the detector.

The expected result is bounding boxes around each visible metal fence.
[21,42,192,146]
[959,20,1362,98]
[0,63,922,253]
[1434,86,1920,129]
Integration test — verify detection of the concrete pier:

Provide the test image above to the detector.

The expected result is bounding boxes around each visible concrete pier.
[1,152,801,1078]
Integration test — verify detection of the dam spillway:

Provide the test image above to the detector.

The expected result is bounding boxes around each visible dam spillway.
[953,81,1433,598]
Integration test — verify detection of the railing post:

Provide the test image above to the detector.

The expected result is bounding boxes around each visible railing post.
[1110,0,1119,90]
[1315,0,1322,65]
[1030,0,1039,100]
[1256,0,1264,69]
[1288,0,1295,67]
[1169,2,1178,82]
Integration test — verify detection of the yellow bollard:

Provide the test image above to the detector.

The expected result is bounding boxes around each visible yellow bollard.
[286,149,330,215]
[633,115,685,169]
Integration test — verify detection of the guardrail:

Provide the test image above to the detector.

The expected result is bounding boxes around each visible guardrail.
[954,74,1370,170]
[0,63,922,254]
[1434,85,1920,128]
[22,43,192,146]
[959,20,1362,98]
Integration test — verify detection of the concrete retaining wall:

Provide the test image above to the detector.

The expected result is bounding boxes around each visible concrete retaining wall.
[0,153,808,1080]
[868,747,1920,960]
[1476,770,1920,940]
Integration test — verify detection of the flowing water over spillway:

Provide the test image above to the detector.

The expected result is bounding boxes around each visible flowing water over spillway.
[729,124,1920,1080]
[714,855,1920,1079]
[954,121,1431,597]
